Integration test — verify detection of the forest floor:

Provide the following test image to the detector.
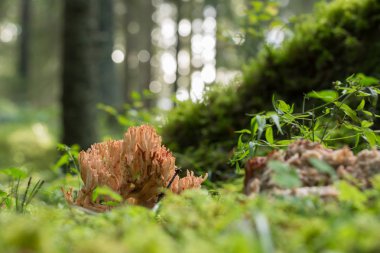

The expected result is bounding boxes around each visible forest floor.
[1,100,380,253]
[1,176,380,253]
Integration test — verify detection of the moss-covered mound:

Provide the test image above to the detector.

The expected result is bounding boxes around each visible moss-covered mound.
[163,0,380,179]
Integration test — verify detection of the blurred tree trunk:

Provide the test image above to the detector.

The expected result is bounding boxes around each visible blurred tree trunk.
[94,0,120,108]
[61,0,98,150]
[124,0,153,106]
[0,2,6,19]
[19,0,30,80]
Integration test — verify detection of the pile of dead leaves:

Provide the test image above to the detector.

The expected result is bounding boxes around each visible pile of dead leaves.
[244,140,380,197]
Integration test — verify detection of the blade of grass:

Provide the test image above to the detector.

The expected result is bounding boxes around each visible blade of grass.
[21,177,32,212]
[25,180,44,206]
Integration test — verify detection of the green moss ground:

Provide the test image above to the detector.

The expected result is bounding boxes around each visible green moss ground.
[2,182,380,253]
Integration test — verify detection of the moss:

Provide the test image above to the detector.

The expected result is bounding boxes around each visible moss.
[162,0,380,178]
[3,187,380,252]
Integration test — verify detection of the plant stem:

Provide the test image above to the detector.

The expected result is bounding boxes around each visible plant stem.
[21,177,32,212]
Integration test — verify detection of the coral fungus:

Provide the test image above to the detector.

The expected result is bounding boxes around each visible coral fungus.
[63,125,207,211]
[244,140,380,196]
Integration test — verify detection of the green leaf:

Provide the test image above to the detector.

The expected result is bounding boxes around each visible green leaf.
[307,90,338,103]
[272,94,278,113]
[256,115,266,140]
[235,162,241,172]
[268,161,301,189]
[70,167,80,175]
[334,102,360,122]
[97,103,117,116]
[276,139,292,145]
[354,134,360,148]
[357,91,371,97]
[252,1,264,11]
[4,198,11,208]
[362,110,373,117]
[0,189,7,198]
[92,186,122,203]
[265,4,278,16]
[237,134,244,147]
[277,100,292,114]
[312,119,321,131]
[356,99,365,111]
[131,91,141,101]
[57,143,68,151]
[361,120,373,128]
[363,128,377,147]
[250,117,258,136]
[270,20,283,27]
[343,122,361,131]
[259,13,272,21]
[51,154,69,172]
[0,168,27,179]
[270,114,283,134]
[103,201,120,207]
[370,175,380,192]
[308,158,336,179]
[235,129,251,134]
[356,73,379,86]
[336,181,366,210]
[117,115,129,126]
[265,127,274,144]
[368,87,378,107]
[238,150,249,160]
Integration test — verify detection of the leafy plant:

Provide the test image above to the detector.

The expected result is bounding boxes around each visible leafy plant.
[52,144,80,175]
[98,91,164,130]
[13,177,45,213]
[0,167,28,179]
[0,167,44,213]
[162,0,380,178]
[232,74,380,170]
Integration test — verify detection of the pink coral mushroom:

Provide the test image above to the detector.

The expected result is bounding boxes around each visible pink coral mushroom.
[63,125,207,211]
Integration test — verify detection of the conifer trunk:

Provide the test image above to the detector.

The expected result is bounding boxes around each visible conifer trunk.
[61,0,98,150]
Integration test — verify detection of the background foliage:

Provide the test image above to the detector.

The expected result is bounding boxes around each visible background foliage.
[163,0,380,178]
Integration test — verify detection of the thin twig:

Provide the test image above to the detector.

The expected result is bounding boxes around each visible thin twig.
[157,168,181,202]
